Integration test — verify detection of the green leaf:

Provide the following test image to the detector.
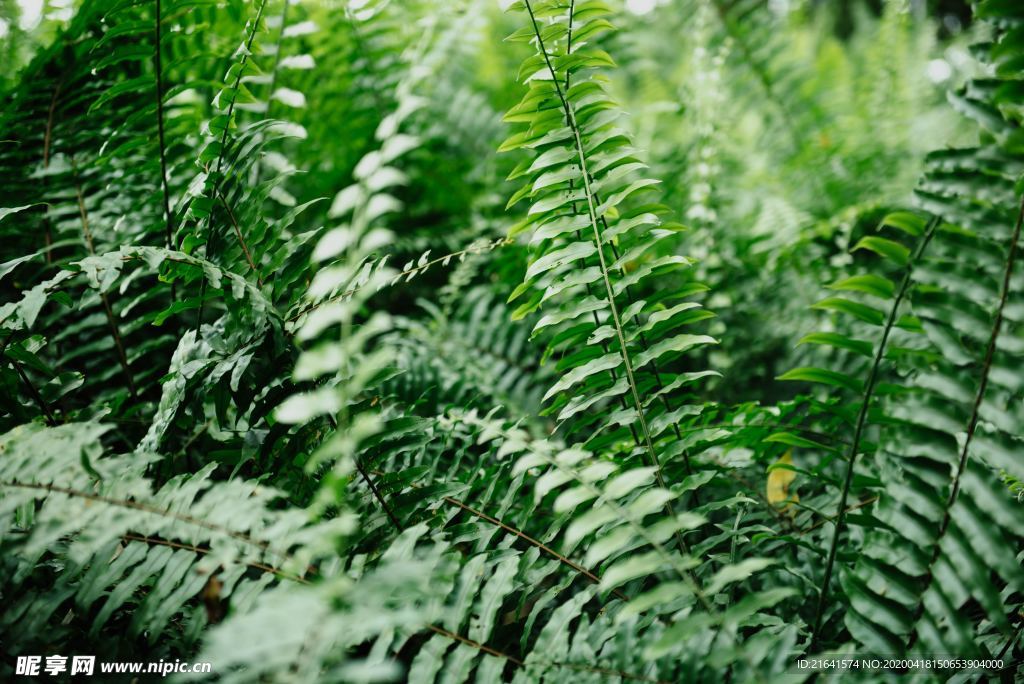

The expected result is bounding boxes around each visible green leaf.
[811,297,885,325]
[706,558,776,595]
[852,236,911,266]
[829,274,896,299]
[777,367,863,393]
[0,204,42,222]
[881,212,927,236]
[798,332,873,357]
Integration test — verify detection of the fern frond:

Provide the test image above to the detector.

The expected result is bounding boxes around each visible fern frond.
[784,2,1024,659]
[501,0,718,491]
[0,421,347,653]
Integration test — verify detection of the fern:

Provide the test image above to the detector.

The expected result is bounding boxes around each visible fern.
[779,0,1024,660]
[502,0,718,486]
[0,421,345,655]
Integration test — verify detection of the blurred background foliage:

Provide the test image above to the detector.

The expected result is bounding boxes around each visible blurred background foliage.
[0,0,975,411]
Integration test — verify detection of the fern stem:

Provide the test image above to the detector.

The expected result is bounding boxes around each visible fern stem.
[564,0,686,454]
[551,0,694,498]
[213,0,268,183]
[355,455,403,531]
[195,0,269,328]
[42,81,59,170]
[809,217,938,651]
[908,194,1024,649]
[122,533,305,582]
[523,1,695,562]
[523,0,663,486]
[560,0,645,456]
[251,0,292,189]
[427,624,525,665]
[287,237,510,323]
[1,480,273,552]
[565,0,695,476]
[13,359,58,425]
[218,191,264,286]
[937,195,1022,538]
[154,0,174,257]
[73,172,138,399]
[597,210,703,501]
[324,409,403,531]
[368,458,630,598]
[444,495,630,601]
[41,79,62,264]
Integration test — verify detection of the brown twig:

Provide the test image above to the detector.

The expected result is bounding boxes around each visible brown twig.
[2,480,271,552]
[41,80,62,263]
[218,192,264,287]
[73,173,138,398]
[354,456,403,531]
[154,0,175,304]
[13,360,58,426]
[120,533,306,583]
[444,495,630,602]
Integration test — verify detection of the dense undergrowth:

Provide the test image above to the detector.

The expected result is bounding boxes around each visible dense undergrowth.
[0,0,1022,681]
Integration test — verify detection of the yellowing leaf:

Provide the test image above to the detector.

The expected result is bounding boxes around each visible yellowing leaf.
[767,450,799,512]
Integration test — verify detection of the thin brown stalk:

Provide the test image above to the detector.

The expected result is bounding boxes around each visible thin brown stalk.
[366,460,631,601]
[444,495,630,602]
[154,0,174,257]
[354,456,403,531]
[73,175,138,398]
[427,625,524,664]
[41,80,62,263]
[218,191,264,286]
[324,412,403,532]
[2,480,271,552]
[13,360,58,425]
[121,533,306,583]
